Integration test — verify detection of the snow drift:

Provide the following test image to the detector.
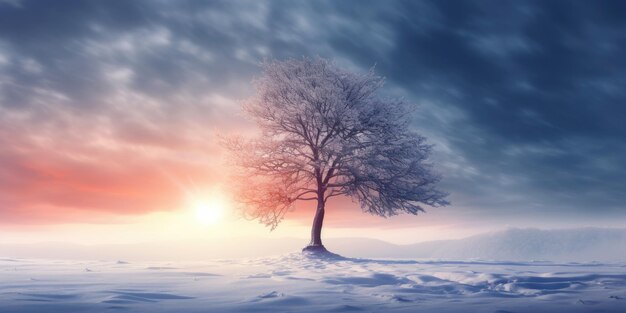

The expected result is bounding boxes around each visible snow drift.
[1,253,625,313]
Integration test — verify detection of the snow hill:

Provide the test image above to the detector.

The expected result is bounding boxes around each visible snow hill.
[2,228,625,262]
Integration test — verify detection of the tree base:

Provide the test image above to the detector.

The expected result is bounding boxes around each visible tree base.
[302,244,344,259]
[302,244,329,253]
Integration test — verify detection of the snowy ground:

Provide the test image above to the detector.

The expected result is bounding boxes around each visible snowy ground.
[1,254,625,313]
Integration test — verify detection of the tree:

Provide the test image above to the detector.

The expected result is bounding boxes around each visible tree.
[225,57,448,254]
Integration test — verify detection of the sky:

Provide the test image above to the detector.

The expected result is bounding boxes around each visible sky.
[1,0,625,246]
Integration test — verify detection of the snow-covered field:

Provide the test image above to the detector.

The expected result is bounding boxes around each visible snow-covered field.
[1,254,625,313]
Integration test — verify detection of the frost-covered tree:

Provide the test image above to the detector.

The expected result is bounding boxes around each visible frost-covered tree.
[226,57,448,253]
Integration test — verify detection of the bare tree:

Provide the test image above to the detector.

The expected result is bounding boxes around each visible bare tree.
[226,57,448,253]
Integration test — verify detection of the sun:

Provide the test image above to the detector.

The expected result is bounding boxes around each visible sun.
[184,185,230,226]
[193,198,225,225]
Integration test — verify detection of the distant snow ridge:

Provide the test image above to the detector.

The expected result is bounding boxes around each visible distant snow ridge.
[390,228,626,262]
[425,228,626,262]
[328,227,626,262]
[2,227,624,262]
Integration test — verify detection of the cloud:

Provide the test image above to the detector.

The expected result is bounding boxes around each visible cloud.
[0,0,625,225]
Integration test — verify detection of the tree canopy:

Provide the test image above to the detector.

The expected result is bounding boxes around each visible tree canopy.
[226,57,448,233]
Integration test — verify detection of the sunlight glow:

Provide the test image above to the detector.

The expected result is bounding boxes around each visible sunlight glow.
[194,198,225,225]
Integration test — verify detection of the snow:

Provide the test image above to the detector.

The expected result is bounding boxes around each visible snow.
[2,254,625,313]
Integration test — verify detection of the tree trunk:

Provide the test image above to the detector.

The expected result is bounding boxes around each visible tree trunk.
[304,163,329,254]
[303,191,328,254]
[309,200,325,246]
